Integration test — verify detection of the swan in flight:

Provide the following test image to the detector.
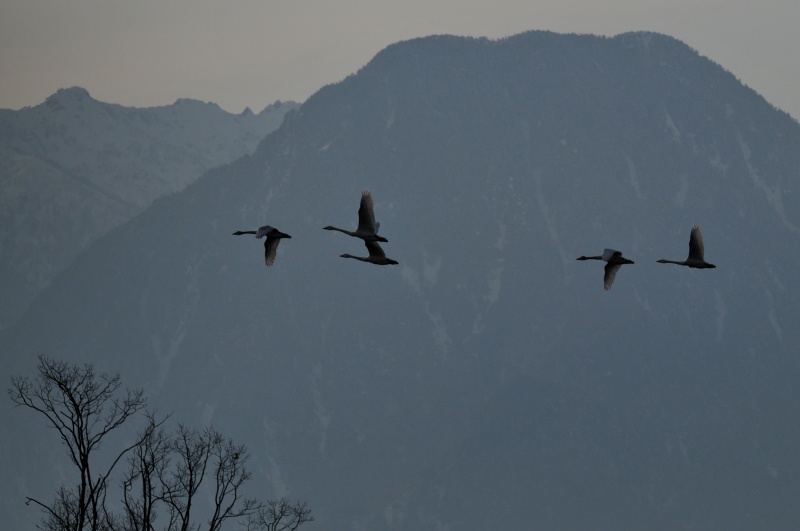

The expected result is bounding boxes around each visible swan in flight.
[340,240,398,265]
[576,248,635,291]
[324,190,388,242]
[657,224,716,269]
[232,225,291,266]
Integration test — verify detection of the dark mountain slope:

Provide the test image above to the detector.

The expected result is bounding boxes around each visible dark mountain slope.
[2,32,799,529]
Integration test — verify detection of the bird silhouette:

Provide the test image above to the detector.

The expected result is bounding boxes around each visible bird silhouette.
[324,190,388,242]
[340,240,398,265]
[576,248,635,290]
[657,224,716,269]
[232,225,291,266]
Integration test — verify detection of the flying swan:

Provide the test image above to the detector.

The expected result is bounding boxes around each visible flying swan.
[324,190,388,242]
[340,240,398,266]
[657,224,716,269]
[576,248,635,290]
[232,225,292,266]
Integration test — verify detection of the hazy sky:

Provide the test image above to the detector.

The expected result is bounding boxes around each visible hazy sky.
[3,1,799,119]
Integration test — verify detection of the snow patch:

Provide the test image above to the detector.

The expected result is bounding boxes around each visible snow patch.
[624,154,646,199]
[400,261,451,359]
[152,256,202,388]
[266,454,289,497]
[674,172,689,208]
[664,110,681,143]
[486,260,504,305]
[736,130,798,233]
[427,307,451,361]
[767,308,783,344]
[494,221,507,251]
[709,152,727,172]
[533,169,558,241]
[765,260,787,292]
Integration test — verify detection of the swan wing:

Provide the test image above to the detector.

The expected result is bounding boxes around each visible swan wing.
[357,190,379,233]
[365,240,387,258]
[688,224,705,261]
[603,262,622,291]
[264,236,281,266]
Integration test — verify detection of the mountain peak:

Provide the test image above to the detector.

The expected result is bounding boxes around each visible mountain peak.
[173,97,222,111]
[45,86,93,109]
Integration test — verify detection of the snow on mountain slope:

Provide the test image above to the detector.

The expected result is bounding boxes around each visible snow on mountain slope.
[0,87,298,329]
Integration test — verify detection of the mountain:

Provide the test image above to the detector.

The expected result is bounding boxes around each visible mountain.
[0,88,298,330]
[3,31,800,530]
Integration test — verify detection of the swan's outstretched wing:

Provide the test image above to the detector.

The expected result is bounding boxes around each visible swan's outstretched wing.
[365,240,387,258]
[687,224,705,261]
[357,190,379,233]
[264,236,281,266]
[603,262,622,291]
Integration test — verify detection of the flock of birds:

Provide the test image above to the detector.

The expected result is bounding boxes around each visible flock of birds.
[577,224,716,290]
[233,190,715,290]
[233,190,398,267]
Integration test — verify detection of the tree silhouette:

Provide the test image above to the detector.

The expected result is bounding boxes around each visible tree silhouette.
[9,355,148,530]
[9,355,312,531]
[244,498,314,531]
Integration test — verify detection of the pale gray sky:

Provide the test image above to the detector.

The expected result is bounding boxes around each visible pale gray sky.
[3,1,799,119]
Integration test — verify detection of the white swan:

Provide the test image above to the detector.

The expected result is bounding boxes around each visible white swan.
[657,224,716,269]
[576,248,635,291]
[324,190,388,242]
[232,225,291,266]
[340,240,398,266]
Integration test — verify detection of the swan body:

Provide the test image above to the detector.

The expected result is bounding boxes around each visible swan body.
[657,224,716,269]
[324,190,388,242]
[340,240,398,265]
[232,225,291,266]
[576,248,635,291]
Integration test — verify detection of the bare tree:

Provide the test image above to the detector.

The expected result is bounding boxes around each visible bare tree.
[120,412,170,530]
[159,425,213,530]
[10,357,313,531]
[206,435,259,531]
[119,420,297,531]
[9,355,148,531]
[244,499,314,531]
[155,425,259,531]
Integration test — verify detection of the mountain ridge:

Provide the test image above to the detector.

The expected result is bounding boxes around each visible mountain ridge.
[0,87,298,329]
